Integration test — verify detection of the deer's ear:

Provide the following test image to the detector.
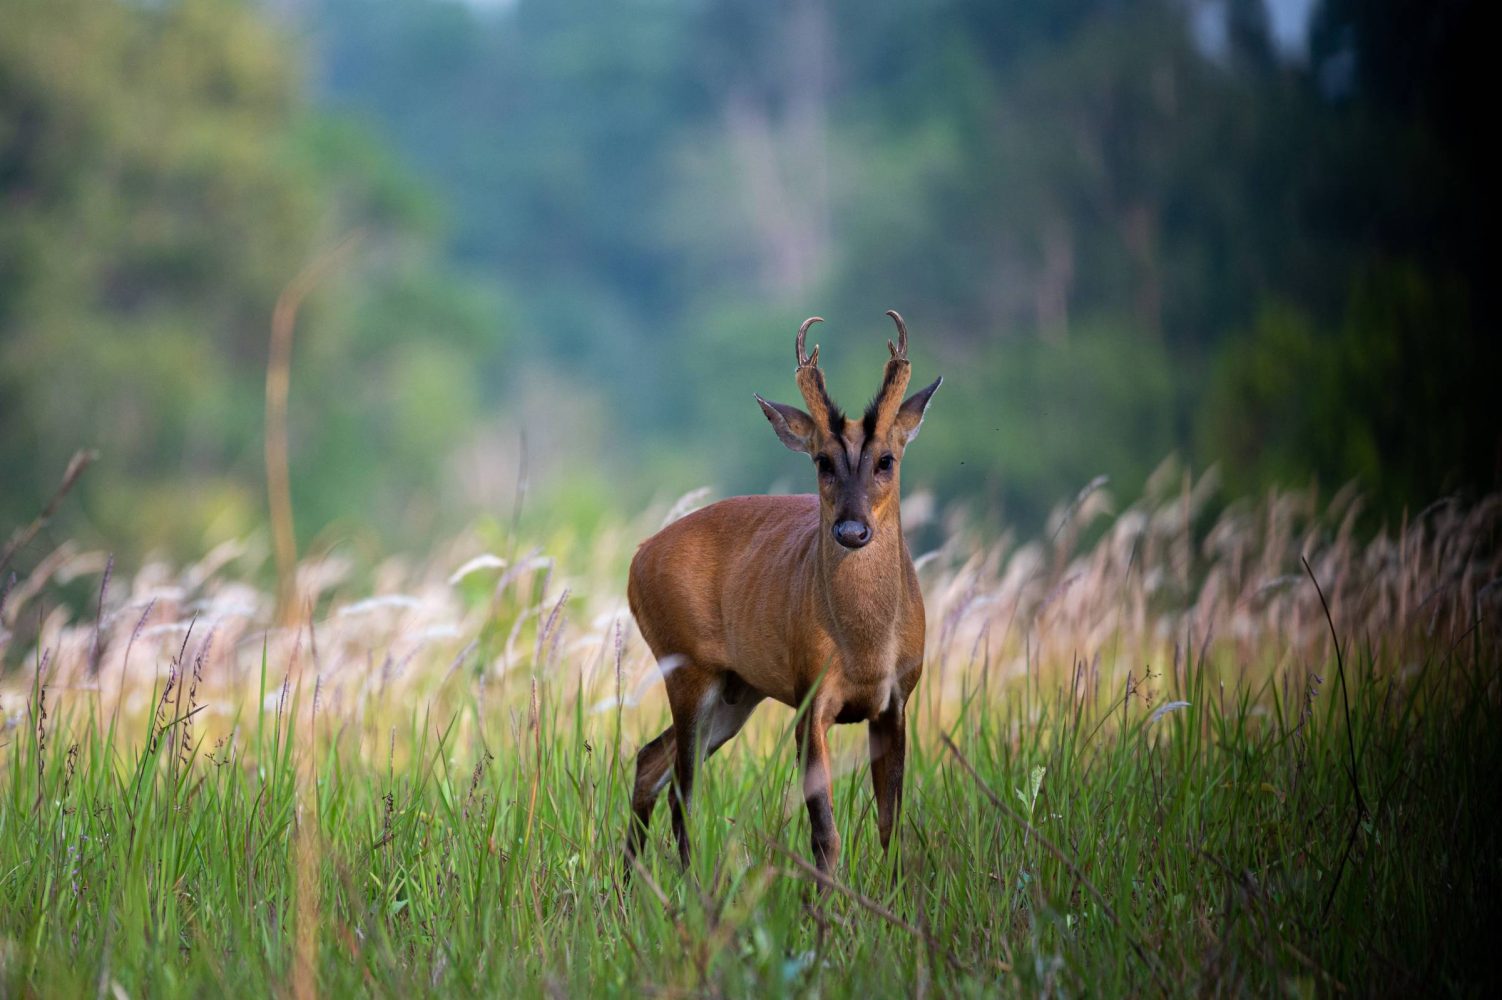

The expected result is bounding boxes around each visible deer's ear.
[756,394,817,454]
[895,376,942,444]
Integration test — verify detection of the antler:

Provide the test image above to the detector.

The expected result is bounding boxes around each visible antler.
[885,309,908,360]
[867,310,913,435]
[793,316,841,432]
[796,316,823,368]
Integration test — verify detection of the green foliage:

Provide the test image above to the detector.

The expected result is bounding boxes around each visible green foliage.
[0,0,506,561]
[923,325,1180,528]
[1201,303,1335,494]
[1203,265,1496,515]
[1,0,316,548]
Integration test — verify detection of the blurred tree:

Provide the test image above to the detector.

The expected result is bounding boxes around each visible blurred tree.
[922,323,1180,528]
[3,0,1493,562]
[1201,0,1498,514]
[2,0,315,550]
[0,0,507,563]
[284,0,1502,526]
[1203,266,1493,515]
[310,0,703,423]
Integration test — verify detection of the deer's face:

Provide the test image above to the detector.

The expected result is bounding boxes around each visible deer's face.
[811,420,900,549]
[757,314,941,550]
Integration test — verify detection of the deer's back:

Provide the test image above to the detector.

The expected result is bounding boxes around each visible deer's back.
[628,495,820,681]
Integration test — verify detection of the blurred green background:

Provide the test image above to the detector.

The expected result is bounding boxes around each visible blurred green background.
[1,0,1495,563]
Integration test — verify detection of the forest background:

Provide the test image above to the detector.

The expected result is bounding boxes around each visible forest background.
[2,0,1495,572]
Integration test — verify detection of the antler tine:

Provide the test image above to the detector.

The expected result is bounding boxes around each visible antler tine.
[796,316,824,368]
[866,309,914,435]
[885,310,909,360]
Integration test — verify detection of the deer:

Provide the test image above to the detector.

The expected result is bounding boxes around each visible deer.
[624,311,941,878]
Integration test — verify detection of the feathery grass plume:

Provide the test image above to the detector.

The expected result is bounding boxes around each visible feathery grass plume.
[0,570,15,628]
[179,626,215,769]
[29,647,51,815]
[87,554,113,677]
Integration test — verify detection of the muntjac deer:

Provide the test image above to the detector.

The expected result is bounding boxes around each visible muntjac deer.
[625,311,941,876]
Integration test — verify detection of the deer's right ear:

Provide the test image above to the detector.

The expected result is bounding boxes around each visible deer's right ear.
[756,394,817,454]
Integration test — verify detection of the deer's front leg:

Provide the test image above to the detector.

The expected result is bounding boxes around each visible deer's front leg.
[868,697,907,853]
[796,708,840,875]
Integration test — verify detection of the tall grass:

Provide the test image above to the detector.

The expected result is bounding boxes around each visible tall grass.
[2,468,1498,995]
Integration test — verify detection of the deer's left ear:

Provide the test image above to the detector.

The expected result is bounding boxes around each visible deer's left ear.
[895,376,942,444]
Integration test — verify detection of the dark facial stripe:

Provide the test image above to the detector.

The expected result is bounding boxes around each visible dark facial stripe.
[827,405,847,437]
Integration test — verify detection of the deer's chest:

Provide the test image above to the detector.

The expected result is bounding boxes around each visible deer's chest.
[818,631,898,719]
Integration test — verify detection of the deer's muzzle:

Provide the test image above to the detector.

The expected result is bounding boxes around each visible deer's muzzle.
[832,519,873,549]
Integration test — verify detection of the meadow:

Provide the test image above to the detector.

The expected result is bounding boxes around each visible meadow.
[2,466,1498,997]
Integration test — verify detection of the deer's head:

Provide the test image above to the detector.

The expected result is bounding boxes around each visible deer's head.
[756,312,941,550]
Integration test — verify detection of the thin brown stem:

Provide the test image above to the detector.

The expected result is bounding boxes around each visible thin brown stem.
[0,449,96,576]
[266,231,364,620]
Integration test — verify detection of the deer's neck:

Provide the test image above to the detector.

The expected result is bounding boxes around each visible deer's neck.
[815,511,910,647]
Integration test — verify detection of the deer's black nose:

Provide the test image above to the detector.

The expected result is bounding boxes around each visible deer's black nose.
[832,520,872,549]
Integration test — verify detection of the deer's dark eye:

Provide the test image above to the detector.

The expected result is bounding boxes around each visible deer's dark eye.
[814,455,834,476]
[876,454,895,473]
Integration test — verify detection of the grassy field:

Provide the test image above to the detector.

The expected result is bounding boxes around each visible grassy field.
[2,471,1499,996]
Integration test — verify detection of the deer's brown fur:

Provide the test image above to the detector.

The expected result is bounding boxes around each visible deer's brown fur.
[625,312,941,876]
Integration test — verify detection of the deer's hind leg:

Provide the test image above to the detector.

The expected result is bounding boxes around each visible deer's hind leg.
[665,667,764,869]
[702,672,764,757]
[626,666,764,873]
[624,726,677,871]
